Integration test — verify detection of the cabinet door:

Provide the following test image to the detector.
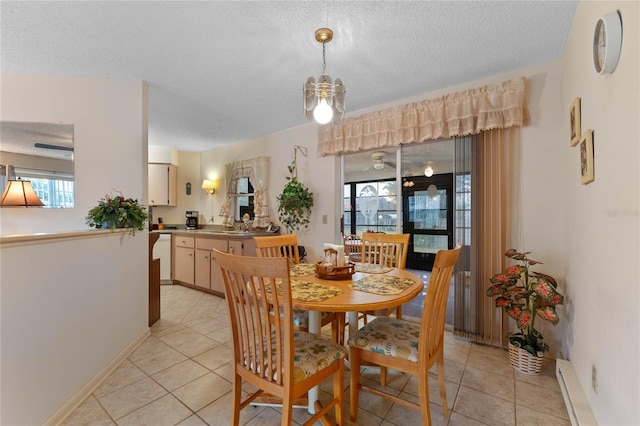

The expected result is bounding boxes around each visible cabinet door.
[149,163,177,206]
[195,249,213,290]
[197,238,228,295]
[174,246,194,284]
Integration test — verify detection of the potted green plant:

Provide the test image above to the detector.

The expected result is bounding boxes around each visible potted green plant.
[86,192,149,235]
[486,249,564,374]
[277,161,313,233]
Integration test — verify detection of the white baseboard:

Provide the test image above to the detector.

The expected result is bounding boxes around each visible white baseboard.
[556,359,598,426]
[44,329,151,426]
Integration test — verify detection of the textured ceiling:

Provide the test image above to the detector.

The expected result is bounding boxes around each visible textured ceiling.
[1,1,577,153]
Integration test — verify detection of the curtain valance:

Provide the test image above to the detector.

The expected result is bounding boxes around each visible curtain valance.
[318,77,526,156]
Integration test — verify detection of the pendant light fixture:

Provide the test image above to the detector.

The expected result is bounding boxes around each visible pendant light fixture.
[303,28,345,124]
[424,161,435,177]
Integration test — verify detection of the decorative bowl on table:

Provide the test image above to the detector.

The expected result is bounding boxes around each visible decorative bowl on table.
[315,262,355,280]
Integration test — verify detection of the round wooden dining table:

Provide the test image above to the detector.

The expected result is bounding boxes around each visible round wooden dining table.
[285,263,424,415]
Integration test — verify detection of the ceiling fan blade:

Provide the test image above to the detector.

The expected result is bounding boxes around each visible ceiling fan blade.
[384,161,396,169]
[34,143,74,152]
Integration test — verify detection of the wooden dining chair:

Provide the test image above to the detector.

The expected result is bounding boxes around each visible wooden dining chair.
[213,249,347,426]
[254,235,341,343]
[347,245,461,425]
[343,234,362,262]
[360,232,411,320]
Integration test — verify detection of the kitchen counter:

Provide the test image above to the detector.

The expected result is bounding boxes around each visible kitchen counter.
[151,226,277,239]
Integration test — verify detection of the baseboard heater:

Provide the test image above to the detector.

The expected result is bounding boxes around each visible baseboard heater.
[556,359,598,426]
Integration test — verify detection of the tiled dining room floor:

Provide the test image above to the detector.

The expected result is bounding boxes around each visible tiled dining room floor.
[64,283,570,425]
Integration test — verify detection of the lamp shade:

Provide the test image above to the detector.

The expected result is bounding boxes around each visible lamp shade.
[0,179,45,207]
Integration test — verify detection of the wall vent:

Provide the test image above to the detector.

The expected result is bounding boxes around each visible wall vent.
[556,359,598,426]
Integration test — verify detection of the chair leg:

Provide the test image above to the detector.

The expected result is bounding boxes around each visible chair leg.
[349,348,361,422]
[232,375,242,426]
[437,353,449,416]
[395,305,402,320]
[380,366,388,386]
[281,393,293,426]
[334,359,344,425]
[418,371,432,426]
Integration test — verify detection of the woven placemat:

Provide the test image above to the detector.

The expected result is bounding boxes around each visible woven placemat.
[354,263,393,274]
[289,263,317,277]
[350,275,415,295]
[266,279,343,302]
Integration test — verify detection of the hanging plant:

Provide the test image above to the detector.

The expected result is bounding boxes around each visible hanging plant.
[277,147,313,233]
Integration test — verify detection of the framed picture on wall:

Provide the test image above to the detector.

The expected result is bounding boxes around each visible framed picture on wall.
[580,129,594,185]
[570,97,581,147]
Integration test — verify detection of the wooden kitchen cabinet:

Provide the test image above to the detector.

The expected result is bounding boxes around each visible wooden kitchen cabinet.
[195,238,228,293]
[173,236,195,284]
[172,233,257,296]
[149,163,177,206]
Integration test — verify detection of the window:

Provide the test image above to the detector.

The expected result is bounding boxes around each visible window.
[343,179,397,235]
[233,177,254,221]
[15,168,74,208]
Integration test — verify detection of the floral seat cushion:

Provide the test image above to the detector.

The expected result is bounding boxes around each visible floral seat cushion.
[347,316,420,362]
[245,330,348,384]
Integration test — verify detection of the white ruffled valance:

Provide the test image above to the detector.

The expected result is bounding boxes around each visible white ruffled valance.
[318,77,526,156]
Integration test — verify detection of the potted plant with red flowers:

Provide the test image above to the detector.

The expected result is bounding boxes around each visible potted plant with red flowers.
[86,192,148,235]
[486,249,564,375]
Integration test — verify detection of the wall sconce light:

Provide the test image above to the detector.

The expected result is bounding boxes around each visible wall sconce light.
[201,179,216,195]
[0,179,45,207]
[424,161,435,178]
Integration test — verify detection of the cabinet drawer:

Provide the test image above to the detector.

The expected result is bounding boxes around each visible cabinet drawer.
[196,237,228,251]
[175,236,195,248]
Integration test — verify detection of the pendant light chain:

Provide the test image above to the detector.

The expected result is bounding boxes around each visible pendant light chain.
[321,42,327,74]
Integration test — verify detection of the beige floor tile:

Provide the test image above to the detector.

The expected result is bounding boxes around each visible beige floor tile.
[97,377,167,420]
[403,373,460,410]
[453,386,515,425]
[514,359,561,392]
[150,323,186,338]
[461,365,515,402]
[115,394,192,426]
[347,375,397,419]
[128,335,172,362]
[448,412,492,426]
[205,327,232,345]
[157,327,205,347]
[172,372,233,412]
[429,357,466,384]
[445,340,472,365]
[62,395,113,426]
[385,393,448,426]
[93,359,147,398]
[131,346,189,376]
[466,347,514,378]
[151,359,210,392]
[196,391,267,425]
[176,414,209,426]
[515,381,569,420]
[192,344,233,371]
[516,404,571,425]
[173,334,220,358]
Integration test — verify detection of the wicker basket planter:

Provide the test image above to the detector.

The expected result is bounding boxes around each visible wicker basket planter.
[508,342,544,375]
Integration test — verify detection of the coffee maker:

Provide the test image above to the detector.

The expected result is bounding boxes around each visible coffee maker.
[185,211,199,230]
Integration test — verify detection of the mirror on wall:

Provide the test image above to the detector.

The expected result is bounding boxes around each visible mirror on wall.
[0,121,75,208]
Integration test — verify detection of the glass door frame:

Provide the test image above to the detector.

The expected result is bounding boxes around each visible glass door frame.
[402,173,454,270]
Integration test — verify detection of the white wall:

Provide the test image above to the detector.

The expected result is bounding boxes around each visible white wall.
[561,2,639,424]
[0,73,148,234]
[0,73,149,424]
[0,234,147,425]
